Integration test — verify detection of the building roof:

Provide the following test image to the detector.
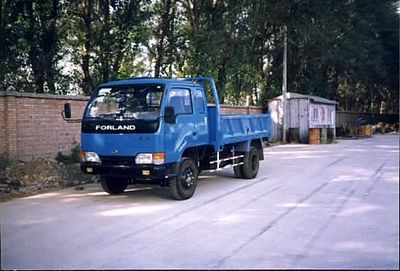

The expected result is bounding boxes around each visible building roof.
[273,92,338,105]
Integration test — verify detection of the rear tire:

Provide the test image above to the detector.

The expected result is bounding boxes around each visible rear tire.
[233,165,244,178]
[169,158,198,200]
[242,147,259,179]
[100,177,128,195]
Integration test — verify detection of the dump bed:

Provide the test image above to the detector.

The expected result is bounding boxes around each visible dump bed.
[207,105,271,148]
[220,114,271,145]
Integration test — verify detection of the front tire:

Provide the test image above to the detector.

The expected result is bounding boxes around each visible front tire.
[100,177,128,195]
[169,158,198,200]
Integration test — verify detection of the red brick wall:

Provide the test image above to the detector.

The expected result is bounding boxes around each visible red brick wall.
[0,95,6,153]
[220,105,263,115]
[0,92,88,161]
[0,91,263,161]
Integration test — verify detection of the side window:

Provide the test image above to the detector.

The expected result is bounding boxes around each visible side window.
[168,88,192,115]
[194,89,206,114]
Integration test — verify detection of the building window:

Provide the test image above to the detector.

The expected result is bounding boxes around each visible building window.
[312,108,319,120]
[327,109,332,123]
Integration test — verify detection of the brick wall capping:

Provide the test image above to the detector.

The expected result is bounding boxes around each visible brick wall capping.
[213,104,263,110]
[0,91,89,101]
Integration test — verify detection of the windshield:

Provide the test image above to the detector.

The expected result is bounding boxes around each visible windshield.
[85,84,164,120]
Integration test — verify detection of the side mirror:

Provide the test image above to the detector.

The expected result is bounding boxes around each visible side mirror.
[164,106,176,124]
[64,103,72,119]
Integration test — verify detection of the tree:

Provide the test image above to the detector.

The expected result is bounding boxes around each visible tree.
[0,0,28,91]
[65,0,150,95]
[1,0,63,93]
[151,0,177,77]
[0,0,398,113]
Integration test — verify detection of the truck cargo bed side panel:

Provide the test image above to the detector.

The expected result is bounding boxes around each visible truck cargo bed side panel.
[220,114,271,146]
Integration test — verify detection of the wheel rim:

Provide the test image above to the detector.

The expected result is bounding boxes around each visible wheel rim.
[181,167,195,189]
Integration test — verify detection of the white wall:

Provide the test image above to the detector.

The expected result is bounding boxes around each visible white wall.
[268,99,282,142]
[309,104,336,128]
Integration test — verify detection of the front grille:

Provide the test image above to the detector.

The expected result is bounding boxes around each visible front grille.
[99,156,135,166]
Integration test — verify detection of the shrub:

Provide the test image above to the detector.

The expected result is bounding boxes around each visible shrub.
[0,153,18,171]
[55,141,81,164]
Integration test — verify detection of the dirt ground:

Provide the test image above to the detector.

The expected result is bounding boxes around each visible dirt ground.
[0,158,97,202]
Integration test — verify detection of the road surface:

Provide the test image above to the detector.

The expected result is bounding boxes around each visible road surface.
[1,134,399,269]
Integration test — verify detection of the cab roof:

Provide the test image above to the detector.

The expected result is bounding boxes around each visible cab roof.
[99,77,202,88]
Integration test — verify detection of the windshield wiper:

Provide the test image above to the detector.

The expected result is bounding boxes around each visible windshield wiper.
[87,113,159,122]
[92,114,118,120]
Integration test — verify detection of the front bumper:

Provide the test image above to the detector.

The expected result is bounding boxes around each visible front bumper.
[81,161,179,181]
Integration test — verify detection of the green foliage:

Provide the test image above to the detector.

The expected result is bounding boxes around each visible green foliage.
[0,153,18,171]
[55,142,81,164]
[0,0,398,113]
[62,0,151,95]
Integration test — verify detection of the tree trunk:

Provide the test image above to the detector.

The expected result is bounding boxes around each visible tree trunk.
[82,0,94,95]
[154,0,175,77]
[101,0,110,82]
[217,60,226,104]
[0,0,7,88]
[44,0,59,94]
[25,0,44,93]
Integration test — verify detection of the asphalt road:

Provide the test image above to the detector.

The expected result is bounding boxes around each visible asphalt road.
[1,134,399,269]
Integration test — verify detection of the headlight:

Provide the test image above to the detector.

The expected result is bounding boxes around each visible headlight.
[135,153,165,165]
[135,153,153,164]
[80,151,101,162]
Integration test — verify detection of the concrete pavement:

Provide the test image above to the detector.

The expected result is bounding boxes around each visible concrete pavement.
[1,134,399,269]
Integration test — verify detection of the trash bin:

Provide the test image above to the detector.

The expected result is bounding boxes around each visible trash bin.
[309,128,320,144]
[361,125,372,136]
[327,128,335,143]
[288,128,300,143]
[320,128,328,144]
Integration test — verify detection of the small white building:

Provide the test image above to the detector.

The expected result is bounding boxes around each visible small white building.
[268,92,338,143]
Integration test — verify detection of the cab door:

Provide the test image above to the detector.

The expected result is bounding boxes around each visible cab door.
[164,87,195,163]
[164,87,209,163]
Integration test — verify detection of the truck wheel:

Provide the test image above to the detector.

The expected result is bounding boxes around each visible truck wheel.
[233,165,244,178]
[242,147,259,179]
[100,177,128,195]
[169,158,198,200]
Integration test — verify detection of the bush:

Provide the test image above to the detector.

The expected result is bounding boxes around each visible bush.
[0,153,18,172]
[55,141,81,164]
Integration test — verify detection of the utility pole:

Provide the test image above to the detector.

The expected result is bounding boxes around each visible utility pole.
[282,25,288,143]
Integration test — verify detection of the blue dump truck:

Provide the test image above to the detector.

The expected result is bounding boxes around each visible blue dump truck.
[63,77,271,200]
